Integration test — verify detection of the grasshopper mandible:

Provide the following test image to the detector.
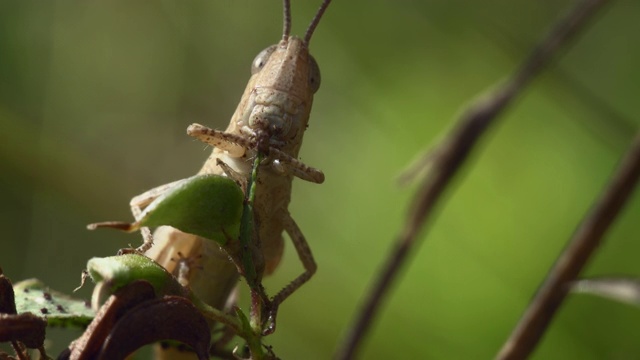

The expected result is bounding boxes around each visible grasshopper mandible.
[89,0,331,336]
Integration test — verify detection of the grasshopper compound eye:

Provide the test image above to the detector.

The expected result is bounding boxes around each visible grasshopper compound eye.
[308,55,321,93]
[251,45,277,75]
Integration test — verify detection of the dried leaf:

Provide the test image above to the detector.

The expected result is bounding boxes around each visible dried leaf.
[0,312,47,349]
[98,296,211,360]
[67,280,156,360]
[0,275,16,315]
[572,277,640,307]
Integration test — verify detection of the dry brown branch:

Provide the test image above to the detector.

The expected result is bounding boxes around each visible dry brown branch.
[496,134,640,359]
[335,0,613,358]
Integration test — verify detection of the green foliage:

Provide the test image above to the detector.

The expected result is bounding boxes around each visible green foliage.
[137,175,244,245]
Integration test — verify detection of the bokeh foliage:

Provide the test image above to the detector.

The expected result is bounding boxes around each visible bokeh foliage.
[1,1,639,359]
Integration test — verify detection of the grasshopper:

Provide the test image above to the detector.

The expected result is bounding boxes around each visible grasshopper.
[89,0,331,343]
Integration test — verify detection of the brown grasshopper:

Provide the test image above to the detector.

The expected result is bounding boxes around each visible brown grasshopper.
[89,0,331,339]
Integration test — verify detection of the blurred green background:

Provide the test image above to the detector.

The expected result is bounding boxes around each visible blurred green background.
[1,1,640,359]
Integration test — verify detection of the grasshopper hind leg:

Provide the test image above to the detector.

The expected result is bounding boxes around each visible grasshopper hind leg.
[264,212,317,334]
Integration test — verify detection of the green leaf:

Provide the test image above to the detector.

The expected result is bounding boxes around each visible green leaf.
[87,254,184,301]
[140,174,244,245]
[13,279,95,328]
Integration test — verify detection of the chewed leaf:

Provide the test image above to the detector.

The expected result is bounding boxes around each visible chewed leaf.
[572,277,640,307]
[13,279,95,328]
[140,174,244,245]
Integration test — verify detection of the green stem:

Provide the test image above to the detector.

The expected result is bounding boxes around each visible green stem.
[191,296,242,335]
[239,154,262,288]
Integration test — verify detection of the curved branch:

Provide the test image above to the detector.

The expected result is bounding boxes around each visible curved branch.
[335,0,614,358]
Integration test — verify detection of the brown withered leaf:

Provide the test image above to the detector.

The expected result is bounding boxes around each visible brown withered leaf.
[0,275,17,315]
[66,280,156,360]
[98,295,211,360]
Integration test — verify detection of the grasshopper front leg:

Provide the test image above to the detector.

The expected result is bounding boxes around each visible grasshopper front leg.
[187,124,252,156]
[269,148,324,184]
[187,123,325,184]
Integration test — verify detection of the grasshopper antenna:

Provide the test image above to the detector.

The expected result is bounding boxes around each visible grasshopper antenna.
[304,0,332,45]
[283,0,292,42]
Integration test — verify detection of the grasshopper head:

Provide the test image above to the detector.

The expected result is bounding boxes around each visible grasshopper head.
[241,0,332,152]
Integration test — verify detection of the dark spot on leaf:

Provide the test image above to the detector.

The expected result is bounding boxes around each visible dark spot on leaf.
[56,304,66,313]
[43,292,52,301]
[40,308,48,314]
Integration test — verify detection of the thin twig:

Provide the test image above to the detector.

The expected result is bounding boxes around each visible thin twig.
[497,134,640,359]
[335,0,613,358]
[482,23,636,152]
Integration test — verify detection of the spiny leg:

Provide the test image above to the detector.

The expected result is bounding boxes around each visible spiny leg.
[264,213,317,334]
[215,158,248,192]
[187,123,250,157]
[269,148,325,184]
